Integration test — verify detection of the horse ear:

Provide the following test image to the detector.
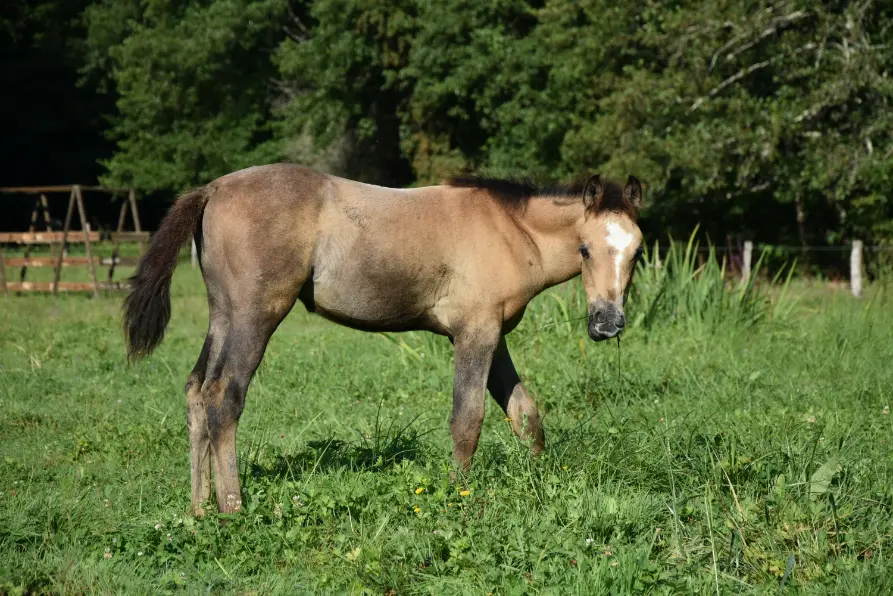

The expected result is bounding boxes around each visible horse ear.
[624,175,642,209]
[582,174,604,211]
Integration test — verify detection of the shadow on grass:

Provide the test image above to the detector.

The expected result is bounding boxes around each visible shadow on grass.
[250,416,436,480]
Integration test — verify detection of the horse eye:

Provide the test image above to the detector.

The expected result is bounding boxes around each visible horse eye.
[580,245,590,259]
[634,246,644,260]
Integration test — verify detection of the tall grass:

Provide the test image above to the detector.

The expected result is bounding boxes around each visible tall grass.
[630,228,795,332]
[523,228,797,342]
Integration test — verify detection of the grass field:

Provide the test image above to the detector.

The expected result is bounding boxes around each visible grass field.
[2,245,893,594]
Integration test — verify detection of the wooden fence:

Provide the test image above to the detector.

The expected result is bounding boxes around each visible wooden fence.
[0,185,149,296]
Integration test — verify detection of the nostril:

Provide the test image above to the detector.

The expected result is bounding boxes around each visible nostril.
[616,314,626,329]
[594,309,606,324]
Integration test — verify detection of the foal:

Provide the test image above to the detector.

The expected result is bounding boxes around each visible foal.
[123,164,644,515]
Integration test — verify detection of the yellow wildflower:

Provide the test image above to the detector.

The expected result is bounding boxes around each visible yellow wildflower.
[415,487,425,494]
[413,506,421,513]
[459,490,471,497]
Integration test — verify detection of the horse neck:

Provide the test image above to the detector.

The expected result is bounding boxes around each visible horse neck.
[517,198,584,289]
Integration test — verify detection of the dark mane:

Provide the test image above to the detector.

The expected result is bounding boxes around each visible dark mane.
[443,174,633,216]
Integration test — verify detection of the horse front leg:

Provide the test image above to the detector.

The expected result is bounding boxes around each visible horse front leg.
[450,322,502,473]
[487,337,545,455]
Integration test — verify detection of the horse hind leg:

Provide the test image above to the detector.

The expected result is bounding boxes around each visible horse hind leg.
[185,312,229,516]
[200,306,290,514]
[194,182,314,513]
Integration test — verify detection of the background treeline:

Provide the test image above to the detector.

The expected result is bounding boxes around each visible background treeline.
[4,0,893,255]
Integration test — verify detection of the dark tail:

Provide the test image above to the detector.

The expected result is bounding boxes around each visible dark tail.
[123,186,210,361]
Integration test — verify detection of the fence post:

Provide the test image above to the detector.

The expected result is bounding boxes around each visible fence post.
[191,239,198,268]
[850,239,863,298]
[742,241,753,282]
[0,247,7,296]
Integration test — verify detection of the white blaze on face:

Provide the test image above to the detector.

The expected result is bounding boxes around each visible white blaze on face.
[605,221,634,296]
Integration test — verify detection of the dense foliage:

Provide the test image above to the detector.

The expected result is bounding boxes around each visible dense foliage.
[7,0,893,247]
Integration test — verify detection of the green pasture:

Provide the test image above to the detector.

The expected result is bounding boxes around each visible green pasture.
[1,243,892,594]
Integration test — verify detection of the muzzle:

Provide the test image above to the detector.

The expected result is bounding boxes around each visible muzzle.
[588,298,626,341]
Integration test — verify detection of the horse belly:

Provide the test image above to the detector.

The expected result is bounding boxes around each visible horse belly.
[307,277,435,333]
[306,226,449,333]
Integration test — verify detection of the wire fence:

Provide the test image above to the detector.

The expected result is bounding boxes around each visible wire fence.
[646,239,893,297]
[672,245,893,252]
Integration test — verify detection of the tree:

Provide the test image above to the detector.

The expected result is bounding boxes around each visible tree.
[272,0,416,185]
[77,0,893,247]
[82,0,291,192]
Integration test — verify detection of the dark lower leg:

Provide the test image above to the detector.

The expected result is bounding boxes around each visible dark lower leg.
[210,425,242,513]
[487,338,545,454]
[451,325,501,472]
[203,321,275,514]
[502,384,545,455]
[451,403,486,473]
[186,382,211,513]
[204,379,246,515]
[185,334,213,515]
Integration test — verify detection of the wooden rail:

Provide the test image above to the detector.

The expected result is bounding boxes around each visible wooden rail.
[110,232,150,243]
[4,281,130,292]
[0,231,101,244]
[0,232,149,244]
[0,184,147,296]
[2,256,139,268]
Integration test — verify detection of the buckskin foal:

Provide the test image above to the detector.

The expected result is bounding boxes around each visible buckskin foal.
[123,164,644,515]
